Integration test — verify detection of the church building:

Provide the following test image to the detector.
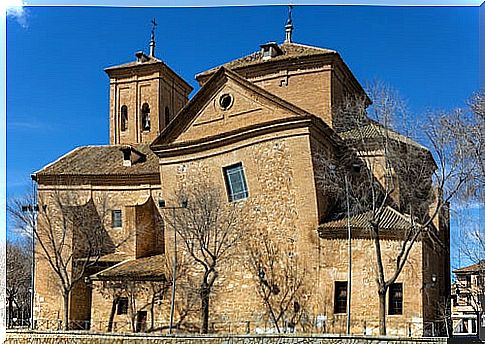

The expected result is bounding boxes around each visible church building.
[32,12,450,336]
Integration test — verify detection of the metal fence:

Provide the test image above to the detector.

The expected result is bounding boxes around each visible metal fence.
[26,317,450,337]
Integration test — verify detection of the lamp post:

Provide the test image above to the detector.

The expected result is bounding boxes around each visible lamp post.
[345,163,361,335]
[345,174,352,335]
[21,177,40,330]
[158,197,187,334]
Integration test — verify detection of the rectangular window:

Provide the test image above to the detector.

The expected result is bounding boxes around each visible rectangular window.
[389,283,403,315]
[223,163,249,202]
[117,297,128,315]
[334,281,347,314]
[112,210,122,228]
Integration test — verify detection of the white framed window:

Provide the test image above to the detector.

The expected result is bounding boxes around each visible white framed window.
[223,163,249,202]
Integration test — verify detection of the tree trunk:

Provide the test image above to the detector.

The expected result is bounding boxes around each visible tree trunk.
[7,296,13,328]
[107,296,118,332]
[200,284,210,334]
[62,291,69,331]
[378,288,387,335]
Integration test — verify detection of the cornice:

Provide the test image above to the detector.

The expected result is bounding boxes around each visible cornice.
[152,115,343,163]
[37,173,160,186]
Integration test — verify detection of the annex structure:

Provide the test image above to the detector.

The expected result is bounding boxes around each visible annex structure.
[32,13,450,336]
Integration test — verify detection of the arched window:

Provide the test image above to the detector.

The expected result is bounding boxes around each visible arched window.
[141,103,150,131]
[120,105,128,131]
[164,106,170,126]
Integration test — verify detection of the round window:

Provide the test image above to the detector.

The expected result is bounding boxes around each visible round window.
[219,93,233,111]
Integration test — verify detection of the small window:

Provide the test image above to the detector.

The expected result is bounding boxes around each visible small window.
[389,283,403,315]
[334,281,347,314]
[112,210,122,228]
[164,106,170,126]
[120,105,128,131]
[223,163,249,202]
[141,103,150,131]
[117,297,128,315]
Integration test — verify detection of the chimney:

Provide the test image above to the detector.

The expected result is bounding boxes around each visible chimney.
[135,51,150,63]
[120,146,146,167]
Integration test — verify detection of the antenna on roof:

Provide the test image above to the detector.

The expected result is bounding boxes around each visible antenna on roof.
[149,18,157,57]
[284,5,294,43]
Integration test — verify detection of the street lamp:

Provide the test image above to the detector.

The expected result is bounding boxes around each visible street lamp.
[345,162,361,335]
[21,176,43,330]
[158,197,187,334]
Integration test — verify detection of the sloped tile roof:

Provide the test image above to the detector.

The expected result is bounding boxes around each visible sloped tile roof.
[197,42,337,78]
[453,261,485,274]
[35,144,159,177]
[90,254,168,281]
[338,121,427,151]
[318,206,417,238]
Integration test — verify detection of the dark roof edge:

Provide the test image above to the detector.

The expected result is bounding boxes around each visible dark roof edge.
[104,58,193,93]
[152,117,311,158]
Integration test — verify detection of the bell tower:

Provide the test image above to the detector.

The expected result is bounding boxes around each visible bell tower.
[105,20,193,145]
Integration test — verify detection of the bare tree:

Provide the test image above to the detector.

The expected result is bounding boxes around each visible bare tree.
[8,187,123,330]
[443,90,485,337]
[245,229,309,333]
[441,90,484,259]
[6,239,31,328]
[168,182,243,334]
[316,82,471,335]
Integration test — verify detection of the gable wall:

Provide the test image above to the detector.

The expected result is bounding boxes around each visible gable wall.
[173,78,301,145]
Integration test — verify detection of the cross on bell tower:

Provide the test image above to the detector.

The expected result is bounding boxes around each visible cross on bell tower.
[284,5,294,43]
[150,18,157,57]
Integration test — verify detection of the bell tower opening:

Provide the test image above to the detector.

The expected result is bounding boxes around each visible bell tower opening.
[120,105,128,132]
[141,103,151,132]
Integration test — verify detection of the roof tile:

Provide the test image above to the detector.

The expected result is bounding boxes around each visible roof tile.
[35,144,159,177]
[90,254,168,281]
[197,42,336,78]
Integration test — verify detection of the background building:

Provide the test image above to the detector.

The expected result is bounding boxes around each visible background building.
[451,261,485,337]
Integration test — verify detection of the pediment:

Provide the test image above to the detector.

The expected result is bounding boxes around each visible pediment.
[155,68,309,147]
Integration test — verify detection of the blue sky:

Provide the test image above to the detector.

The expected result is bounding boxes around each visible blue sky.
[5,5,482,265]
